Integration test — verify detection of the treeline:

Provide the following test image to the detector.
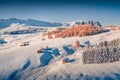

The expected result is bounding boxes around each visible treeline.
[82,38,120,64]
[47,24,109,39]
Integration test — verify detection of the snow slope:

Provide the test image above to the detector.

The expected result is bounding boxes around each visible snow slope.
[0,23,49,35]
[0,30,120,80]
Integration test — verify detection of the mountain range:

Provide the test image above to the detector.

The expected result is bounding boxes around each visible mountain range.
[0,18,102,29]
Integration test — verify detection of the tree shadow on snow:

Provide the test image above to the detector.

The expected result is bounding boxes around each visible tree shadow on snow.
[8,59,31,80]
[63,45,75,55]
[80,45,85,48]
[21,59,31,71]
[8,70,18,80]
[39,47,60,67]
[63,58,75,63]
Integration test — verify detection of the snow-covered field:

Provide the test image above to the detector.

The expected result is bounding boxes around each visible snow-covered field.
[0,29,120,80]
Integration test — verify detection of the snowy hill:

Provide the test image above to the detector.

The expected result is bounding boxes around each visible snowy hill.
[0,18,62,29]
[0,18,102,29]
[0,29,120,80]
[1,23,28,32]
[0,23,49,35]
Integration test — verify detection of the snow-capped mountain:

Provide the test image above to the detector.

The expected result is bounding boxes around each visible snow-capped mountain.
[0,18,102,29]
[62,20,102,27]
[0,18,62,29]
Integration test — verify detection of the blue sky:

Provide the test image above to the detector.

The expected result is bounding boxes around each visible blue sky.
[0,0,120,25]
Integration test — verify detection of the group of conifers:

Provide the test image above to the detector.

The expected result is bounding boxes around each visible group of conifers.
[82,38,120,64]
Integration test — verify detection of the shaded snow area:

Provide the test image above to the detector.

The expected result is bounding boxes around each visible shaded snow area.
[0,31,120,80]
[0,38,7,44]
